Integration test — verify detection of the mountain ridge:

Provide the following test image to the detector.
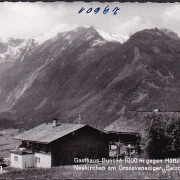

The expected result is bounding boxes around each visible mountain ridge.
[0,27,179,131]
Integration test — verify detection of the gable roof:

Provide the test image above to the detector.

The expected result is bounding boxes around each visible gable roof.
[13,123,86,143]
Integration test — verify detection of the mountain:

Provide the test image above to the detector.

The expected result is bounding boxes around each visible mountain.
[0,38,37,63]
[160,28,179,40]
[0,27,180,131]
[0,27,122,128]
[97,30,128,43]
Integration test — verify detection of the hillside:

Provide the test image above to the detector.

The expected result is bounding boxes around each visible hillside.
[0,27,180,130]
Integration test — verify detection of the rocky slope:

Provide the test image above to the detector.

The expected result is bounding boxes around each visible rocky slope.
[0,27,180,131]
[0,38,37,63]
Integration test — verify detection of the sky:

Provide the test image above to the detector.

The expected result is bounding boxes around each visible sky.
[0,2,180,41]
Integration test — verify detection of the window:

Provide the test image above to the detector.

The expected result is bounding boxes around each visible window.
[36,157,40,163]
[14,156,18,162]
[27,142,29,147]
[110,145,118,150]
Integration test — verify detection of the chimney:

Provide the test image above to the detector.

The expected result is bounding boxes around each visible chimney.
[53,119,58,127]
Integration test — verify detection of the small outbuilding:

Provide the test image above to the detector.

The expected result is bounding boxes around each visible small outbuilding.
[104,130,141,158]
[11,120,109,168]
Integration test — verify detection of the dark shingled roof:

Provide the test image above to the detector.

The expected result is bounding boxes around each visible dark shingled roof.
[13,123,86,143]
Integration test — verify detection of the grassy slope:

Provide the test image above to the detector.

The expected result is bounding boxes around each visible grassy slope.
[1,161,180,179]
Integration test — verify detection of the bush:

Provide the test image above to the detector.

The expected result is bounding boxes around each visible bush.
[145,114,180,159]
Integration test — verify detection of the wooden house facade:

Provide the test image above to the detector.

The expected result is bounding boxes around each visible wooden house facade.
[11,120,109,168]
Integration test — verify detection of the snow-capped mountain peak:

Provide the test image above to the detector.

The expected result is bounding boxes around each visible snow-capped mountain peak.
[0,38,37,63]
[0,27,129,63]
[97,30,129,44]
[34,26,129,45]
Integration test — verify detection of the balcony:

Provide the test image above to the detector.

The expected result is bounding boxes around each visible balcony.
[10,148,34,155]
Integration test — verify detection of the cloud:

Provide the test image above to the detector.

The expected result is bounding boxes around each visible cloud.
[0,2,67,41]
[162,4,180,23]
[160,4,180,35]
[110,16,154,36]
[35,24,79,43]
[0,2,180,41]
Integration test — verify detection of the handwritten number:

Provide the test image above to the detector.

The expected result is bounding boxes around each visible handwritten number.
[112,7,120,15]
[78,7,85,14]
[103,6,109,14]
[86,8,92,13]
[78,6,120,15]
[94,7,100,14]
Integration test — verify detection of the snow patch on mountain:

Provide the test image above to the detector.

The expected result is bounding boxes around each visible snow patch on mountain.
[97,30,129,44]
[85,34,95,41]
[0,38,33,63]
[10,39,29,55]
[20,39,33,62]
[64,35,71,40]
[92,39,106,47]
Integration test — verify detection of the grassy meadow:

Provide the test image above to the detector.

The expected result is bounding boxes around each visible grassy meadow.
[0,159,180,179]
